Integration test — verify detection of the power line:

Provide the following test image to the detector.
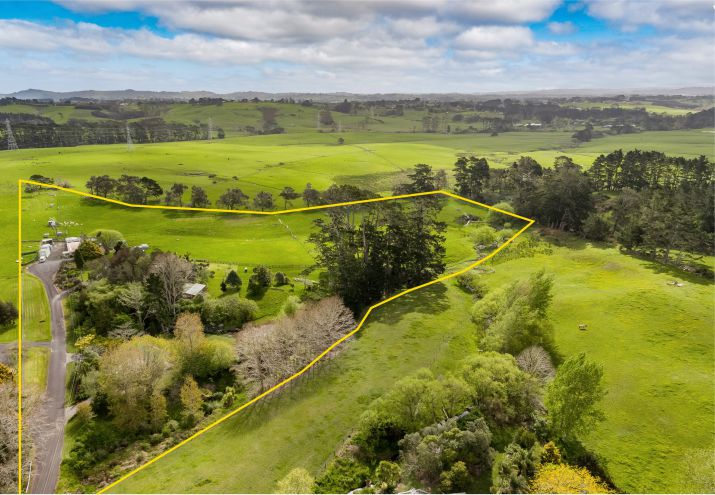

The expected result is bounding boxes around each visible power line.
[125,123,134,151]
[5,119,18,150]
[207,117,213,140]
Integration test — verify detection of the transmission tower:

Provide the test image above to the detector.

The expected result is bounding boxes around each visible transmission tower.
[5,119,18,151]
[207,117,213,140]
[126,123,134,151]
[338,121,342,133]
[316,112,320,131]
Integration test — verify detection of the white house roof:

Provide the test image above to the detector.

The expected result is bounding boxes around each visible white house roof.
[65,241,81,254]
[182,283,206,296]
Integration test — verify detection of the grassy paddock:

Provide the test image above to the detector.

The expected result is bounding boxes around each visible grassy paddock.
[110,236,714,494]
[111,283,479,494]
[481,237,714,493]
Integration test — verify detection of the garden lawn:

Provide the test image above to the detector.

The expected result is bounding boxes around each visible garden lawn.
[18,273,50,342]
[22,346,49,395]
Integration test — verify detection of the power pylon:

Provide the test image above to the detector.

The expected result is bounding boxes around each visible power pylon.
[208,117,213,140]
[126,123,134,151]
[5,119,18,151]
[316,112,320,131]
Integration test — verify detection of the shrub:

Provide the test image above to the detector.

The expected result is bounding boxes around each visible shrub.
[77,240,104,260]
[582,213,611,241]
[162,419,179,437]
[531,463,612,494]
[314,457,370,494]
[541,441,561,464]
[487,202,515,227]
[247,265,272,295]
[201,295,258,332]
[0,301,18,326]
[74,402,95,424]
[274,271,289,286]
[281,295,301,316]
[374,461,401,493]
[440,461,470,493]
[471,225,497,247]
[455,272,486,298]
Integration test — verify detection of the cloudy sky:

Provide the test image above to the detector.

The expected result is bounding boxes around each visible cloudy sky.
[1,0,713,93]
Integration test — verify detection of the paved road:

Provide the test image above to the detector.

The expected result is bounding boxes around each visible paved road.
[27,249,66,495]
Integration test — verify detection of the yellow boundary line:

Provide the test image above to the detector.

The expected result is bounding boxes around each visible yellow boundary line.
[16,180,533,494]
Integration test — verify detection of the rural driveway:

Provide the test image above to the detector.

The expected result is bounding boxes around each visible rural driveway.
[27,247,67,494]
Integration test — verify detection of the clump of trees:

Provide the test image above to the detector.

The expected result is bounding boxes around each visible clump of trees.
[471,270,554,355]
[236,297,355,394]
[310,171,446,314]
[67,312,237,479]
[86,175,163,204]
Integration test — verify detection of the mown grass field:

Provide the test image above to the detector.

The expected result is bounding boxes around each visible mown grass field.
[0,273,50,343]
[22,346,49,394]
[109,234,714,494]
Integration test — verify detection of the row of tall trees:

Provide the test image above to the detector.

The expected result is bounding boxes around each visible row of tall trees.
[2,118,206,148]
[85,175,163,204]
[588,150,712,191]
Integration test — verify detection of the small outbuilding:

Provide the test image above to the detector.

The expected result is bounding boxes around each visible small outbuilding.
[182,283,207,299]
[65,237,81,254]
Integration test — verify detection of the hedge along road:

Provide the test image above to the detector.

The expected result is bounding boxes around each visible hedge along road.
[16,180,534,493]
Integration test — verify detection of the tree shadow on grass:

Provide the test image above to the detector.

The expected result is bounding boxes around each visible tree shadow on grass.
[621,250,714,287]
[368,282,450,326]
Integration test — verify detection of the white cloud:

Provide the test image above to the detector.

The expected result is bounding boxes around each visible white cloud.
[455,25,534,50]
[547,21,576,35]
[585,0,714,32]
[0,1,712,93]
[446,0,561,23]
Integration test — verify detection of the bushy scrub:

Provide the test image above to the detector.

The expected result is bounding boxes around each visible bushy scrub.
[582,213,611,241]
[201,295,258,332]
[487,202,515,228]
[471,225,498,247]
[399,417,493,491]
[314,457,370,494]
[471,269,554,355]
[455,271,487,298]
[491,443,541,494]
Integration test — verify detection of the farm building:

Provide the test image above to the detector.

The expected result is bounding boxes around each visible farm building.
[64,237,81,255]
[182,283,207,298]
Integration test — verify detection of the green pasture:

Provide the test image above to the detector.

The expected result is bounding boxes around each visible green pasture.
[109,235,714,494]
[0,273,50,343]
[111,282,480,494]
[21,273,51,342]
[22,346,49,394]
[481,238,714,493]
[18,189,502,326]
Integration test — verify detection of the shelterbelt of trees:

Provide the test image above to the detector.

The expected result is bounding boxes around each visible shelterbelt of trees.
[1,95,712,148]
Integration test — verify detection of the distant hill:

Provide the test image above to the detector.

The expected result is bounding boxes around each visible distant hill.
[1,87,712,102]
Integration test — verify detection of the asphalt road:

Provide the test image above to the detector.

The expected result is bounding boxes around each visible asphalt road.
[27,247,66,495]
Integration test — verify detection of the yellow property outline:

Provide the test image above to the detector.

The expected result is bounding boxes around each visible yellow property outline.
[17,179,534,494]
